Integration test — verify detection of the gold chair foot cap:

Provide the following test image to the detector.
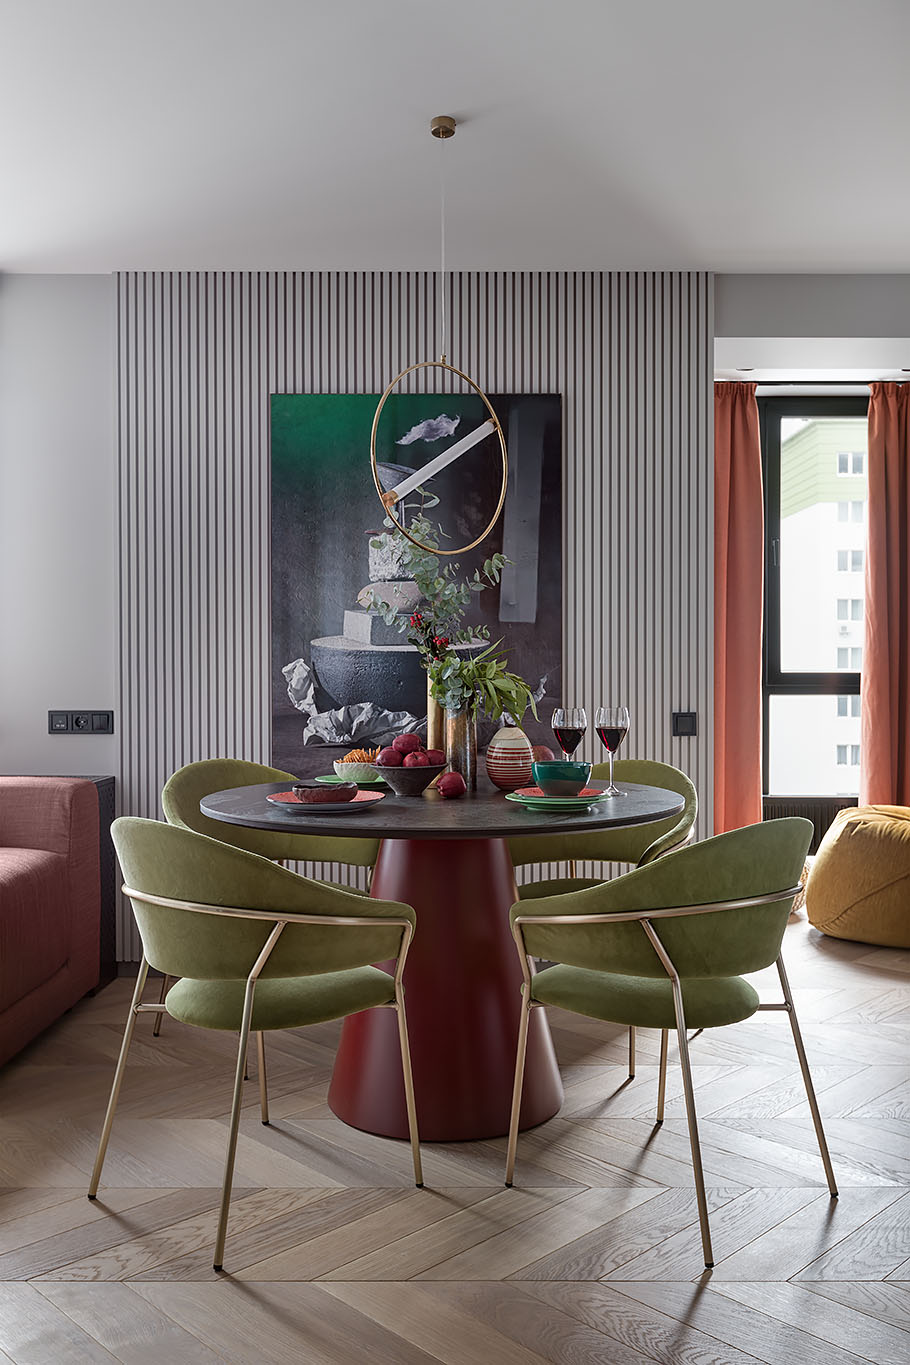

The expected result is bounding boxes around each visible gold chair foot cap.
[87,1194,97,1201]
[655,1119,663,1126]
[705,1261,714,1269]
[416,1181,424,1189]
[261,1120,270,1127]
[504,1181,513,1188]
[213,1263,223,1272]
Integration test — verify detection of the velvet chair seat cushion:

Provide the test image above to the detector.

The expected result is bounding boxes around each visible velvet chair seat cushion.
[0,848,68,1010]
[531,964,760,1030]
[165,967,396,1032]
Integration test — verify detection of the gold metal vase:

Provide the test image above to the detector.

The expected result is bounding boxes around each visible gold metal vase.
[445,708,478,790]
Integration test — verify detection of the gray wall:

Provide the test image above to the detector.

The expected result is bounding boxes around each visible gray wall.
[116,270,714,960]
[0,274,117,776]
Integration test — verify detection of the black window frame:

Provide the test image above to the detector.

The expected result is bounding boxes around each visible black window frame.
[760,395,869,792]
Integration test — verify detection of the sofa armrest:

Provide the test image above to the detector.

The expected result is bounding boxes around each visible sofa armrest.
[0,777,97,856]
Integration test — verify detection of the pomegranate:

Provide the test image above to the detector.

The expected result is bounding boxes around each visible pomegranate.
[376,746,403,767]
[403,751,429,767]
[437,772,467,799]
[424,748,446,766]
[531,744,556,763]
[392,732,423,755]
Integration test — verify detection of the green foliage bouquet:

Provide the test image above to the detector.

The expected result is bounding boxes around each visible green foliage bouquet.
[363,510,536,723]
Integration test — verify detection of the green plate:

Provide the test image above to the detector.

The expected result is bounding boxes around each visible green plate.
[314,772,386,786]
[504,789,611,811]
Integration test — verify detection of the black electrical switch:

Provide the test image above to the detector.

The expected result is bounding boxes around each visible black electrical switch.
[672,711,697,737]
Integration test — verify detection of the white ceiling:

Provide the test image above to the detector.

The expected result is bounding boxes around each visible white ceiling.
[3,0,909,273]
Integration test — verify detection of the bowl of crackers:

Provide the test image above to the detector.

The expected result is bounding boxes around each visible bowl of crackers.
[333,747,382,784]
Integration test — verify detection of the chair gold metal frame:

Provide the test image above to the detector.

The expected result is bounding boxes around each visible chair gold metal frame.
[504,888,838,1268]
[89,888,422,1272]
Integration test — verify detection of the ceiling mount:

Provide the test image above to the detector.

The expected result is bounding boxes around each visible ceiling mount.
[430,115,456,140]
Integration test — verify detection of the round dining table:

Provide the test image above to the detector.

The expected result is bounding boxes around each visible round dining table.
[200,777,685,1142]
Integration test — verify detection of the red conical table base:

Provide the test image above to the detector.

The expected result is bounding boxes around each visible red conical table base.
[328,836,563,1141]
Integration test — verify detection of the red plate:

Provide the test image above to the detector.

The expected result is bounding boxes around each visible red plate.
[266,789,385,814]
[514,786,604,798]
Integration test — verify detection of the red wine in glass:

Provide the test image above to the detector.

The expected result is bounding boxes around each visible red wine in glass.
[551,708,587,757]
[594,706,630,794]
[596,723,628,752]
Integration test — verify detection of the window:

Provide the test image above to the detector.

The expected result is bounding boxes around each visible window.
[837,451,864,475]
[762,398,868,796]
[836,499,863,521]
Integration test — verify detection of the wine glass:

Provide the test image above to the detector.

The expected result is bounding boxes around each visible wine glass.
[551,707,587,758]
[595,706,630,795]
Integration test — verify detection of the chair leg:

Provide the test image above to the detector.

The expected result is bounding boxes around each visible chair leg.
[656,1028,668,1123]
[505,985,533,1187]
[213,981,256,1271]
[152,974,171,1037]
[88,958,150,1198]
[776,955,838,1197]
[628,1026,636,1078]
[256,1032,269,1126]
[670,980,714,1268]
[394,988,423,1188]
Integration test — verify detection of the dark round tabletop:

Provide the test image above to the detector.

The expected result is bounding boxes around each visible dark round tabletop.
[200,778,685,841]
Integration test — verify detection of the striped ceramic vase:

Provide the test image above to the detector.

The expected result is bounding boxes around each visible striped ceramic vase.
[485,725,534,791]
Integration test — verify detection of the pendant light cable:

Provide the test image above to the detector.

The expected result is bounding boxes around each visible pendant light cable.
[439,132,447,363]
[430,114,456,363]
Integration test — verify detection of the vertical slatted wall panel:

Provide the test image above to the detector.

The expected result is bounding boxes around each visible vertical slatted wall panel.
[117,271,713,958]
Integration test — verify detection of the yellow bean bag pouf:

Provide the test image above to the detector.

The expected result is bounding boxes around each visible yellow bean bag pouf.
[806,805,910,948]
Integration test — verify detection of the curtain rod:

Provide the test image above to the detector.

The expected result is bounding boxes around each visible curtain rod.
[717,379,906,387]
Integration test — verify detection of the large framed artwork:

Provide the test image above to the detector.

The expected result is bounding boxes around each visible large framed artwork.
[271,392,562,778]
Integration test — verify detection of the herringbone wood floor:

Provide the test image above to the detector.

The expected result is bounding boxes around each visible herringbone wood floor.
[1,916,909,1363]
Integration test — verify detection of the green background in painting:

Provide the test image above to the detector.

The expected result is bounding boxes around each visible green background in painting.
[270,392,562,773]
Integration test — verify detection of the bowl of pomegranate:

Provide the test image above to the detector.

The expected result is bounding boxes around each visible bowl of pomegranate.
[374,732,447,796]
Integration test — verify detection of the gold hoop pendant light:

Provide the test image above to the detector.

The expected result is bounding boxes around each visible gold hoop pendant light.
[369,117,508,557]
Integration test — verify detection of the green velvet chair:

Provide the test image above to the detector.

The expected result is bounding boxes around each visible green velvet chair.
[157,758,381,1035]
[508,758,697,1077]
[504,817,837,1268]
[89,817,421,1272]
[162,758,380,873]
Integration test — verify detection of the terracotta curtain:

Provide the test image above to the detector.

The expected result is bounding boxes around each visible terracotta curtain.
[860,383,910,805]
[714,383,763,832]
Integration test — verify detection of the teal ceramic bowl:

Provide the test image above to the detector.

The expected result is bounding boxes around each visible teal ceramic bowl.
[532,760,592,797]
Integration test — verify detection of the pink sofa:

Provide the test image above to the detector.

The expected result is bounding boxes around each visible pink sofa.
[0,777,100,1066]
